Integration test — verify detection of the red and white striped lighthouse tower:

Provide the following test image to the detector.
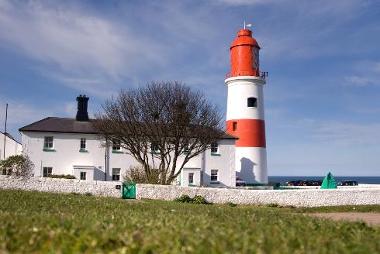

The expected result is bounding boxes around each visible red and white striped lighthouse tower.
[225,27,268,184]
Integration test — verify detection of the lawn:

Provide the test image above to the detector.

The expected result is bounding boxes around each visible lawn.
[0,190,379,253]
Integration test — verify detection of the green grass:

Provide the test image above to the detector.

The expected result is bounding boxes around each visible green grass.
[0,190,379,253]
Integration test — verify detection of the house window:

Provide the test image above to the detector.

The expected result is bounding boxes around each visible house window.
[232,121,237,131]
[80,172,87,180]
[80,138,86,150]
[112,168,121,181]
[211,169,218,182]
[211,142,219,154]
[151,142,160,154]
[247,97,257,108]
[188,173,194,185]
[43,167,52,177]
[183,144,190,153]
[44,136,54,149]
[112,140,121,151]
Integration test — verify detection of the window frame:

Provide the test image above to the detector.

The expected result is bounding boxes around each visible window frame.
[188,172,194,185]
[80,171,87,180]
[232,121,237,131]
[247,97,258,108]
[80,138,87,151]
[151,142,160,154]
[43,136,54,150]
[210,142,219,154]
[43,167,52,177]
[210,169,218,182]
[112,140,121,152]
[112,168,121,181]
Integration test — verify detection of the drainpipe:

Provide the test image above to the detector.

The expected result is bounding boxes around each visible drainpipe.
[104,139,110,181]
[200,151,206,186]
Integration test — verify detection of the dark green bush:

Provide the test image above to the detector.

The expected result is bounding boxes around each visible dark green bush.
[174,194,192,203]
[175,194,210,204]
[226,202,237,207]
[192,195,209,204]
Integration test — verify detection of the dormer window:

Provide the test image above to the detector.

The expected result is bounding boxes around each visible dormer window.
[247,97,257,108]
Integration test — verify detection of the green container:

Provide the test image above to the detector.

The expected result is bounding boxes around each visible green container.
[122,182,136,199]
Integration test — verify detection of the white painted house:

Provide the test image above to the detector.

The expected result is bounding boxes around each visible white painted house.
[19,96,237,187]
[0,131,22,160]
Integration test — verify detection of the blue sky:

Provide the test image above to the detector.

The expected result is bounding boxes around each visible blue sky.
[0,0,379,176]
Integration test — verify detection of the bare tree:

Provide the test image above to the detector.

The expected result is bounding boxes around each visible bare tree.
[94,81,224,184]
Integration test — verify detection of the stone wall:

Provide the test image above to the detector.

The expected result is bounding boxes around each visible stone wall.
[1,176,380,207]
[0,176,121,197]
[136,184,380,207]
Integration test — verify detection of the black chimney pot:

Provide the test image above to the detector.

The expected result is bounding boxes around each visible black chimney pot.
[76,95,89,121]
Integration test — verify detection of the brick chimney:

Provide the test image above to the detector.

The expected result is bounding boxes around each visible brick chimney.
[76,95,89,121]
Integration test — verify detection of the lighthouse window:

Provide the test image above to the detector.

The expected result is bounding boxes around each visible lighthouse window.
[232,122,237,131]
[247,97,257,108]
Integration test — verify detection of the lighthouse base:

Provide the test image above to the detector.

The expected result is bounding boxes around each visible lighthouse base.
[235,147,268,184]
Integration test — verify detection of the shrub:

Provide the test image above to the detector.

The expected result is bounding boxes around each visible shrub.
[226,202,237,207]
[175,195,192,203]
[192,195,209,204]
[267,203,279,208]
[123,166,161,184]
[0,155,34,178]
[175,194,211,205]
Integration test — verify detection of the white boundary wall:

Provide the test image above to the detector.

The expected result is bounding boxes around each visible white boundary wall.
[1,176,380,207]
[136,184,380,207]
[0,176,121,197]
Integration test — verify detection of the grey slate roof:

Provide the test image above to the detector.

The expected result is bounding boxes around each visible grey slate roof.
[19,117,238,139]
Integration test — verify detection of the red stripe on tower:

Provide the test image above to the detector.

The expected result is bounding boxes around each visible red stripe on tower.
[226,119,266,147]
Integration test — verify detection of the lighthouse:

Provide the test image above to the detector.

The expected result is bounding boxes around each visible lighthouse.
[225,28,268,184]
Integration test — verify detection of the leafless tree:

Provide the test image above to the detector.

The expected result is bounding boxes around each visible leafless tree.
[94,81,224,184]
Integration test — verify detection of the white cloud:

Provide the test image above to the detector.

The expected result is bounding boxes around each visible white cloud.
[344,76,374,87]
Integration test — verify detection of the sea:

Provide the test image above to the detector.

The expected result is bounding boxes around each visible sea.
[268,176,380,185]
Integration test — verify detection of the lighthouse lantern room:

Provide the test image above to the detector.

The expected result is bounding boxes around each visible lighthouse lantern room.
[225,27,268,184]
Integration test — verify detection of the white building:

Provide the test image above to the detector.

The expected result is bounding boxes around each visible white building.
[19,96,237,187]
[0,131,22,160]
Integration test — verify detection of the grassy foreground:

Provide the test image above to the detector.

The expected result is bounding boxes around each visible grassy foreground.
[0,190,379,253]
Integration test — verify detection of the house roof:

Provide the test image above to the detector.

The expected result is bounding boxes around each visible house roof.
[0,131,21,144]
[19,117,238,139]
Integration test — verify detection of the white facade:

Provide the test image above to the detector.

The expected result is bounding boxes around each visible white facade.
[21,131,236,187]
[225,76,268,184]
[0,132,22,160]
